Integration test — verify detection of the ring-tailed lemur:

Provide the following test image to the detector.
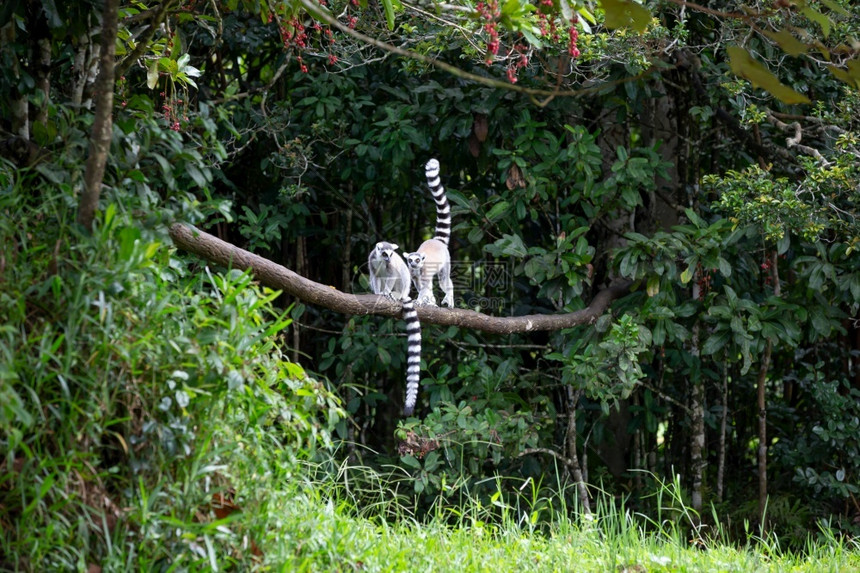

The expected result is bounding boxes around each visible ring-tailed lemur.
[405,158,454,307]
[367,241,422,415]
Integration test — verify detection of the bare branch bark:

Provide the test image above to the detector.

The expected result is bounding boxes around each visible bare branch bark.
[168,223,633,334]
[78,0,119,231]
[765,111,829,165]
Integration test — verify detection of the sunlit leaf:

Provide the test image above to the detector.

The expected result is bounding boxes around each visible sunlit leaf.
[147,59,159,90]
[800,6,831,37]
[381,0,396,30]
[827,59,860,89]
[600,0,651,33]
[820,0,850,16]
[727,46,811,104]
[764,29,809,56]
[680,266,693,284]
[646,274,660,297]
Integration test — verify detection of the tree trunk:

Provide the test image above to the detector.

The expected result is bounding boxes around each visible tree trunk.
[2,22,29,140]
[566,389,591,515]
[757,250,780,530]
[78,0,119,231]
[716,360,728,502]
[690,279,705,513]
[757,339,772,530]
[28,0,52,127]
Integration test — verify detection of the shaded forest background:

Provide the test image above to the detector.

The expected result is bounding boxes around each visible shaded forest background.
[2,0,860,567]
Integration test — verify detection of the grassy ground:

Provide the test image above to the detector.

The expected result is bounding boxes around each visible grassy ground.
[246,466,860,572]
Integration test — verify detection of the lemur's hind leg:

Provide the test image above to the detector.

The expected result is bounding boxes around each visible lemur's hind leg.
[439,262,454,307]
[416,279,437,306]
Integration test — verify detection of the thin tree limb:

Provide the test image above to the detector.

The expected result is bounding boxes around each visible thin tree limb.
[168,222,633,334]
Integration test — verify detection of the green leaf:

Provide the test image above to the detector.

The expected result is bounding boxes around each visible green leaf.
[185,164,207,188]
[646,274,660,297]
[486,200,511,221]
[800,6,831,37]
[820,0,850,16]
[501,0,522,17]
[600,0,651,33]
[559,0,573,21]
[467,227,485,244]
[827,60,860,89]
[381,0,396,30]
[727,46,811,104]
[680,266,694,284]
[763,29,809,57]
[378,346,391,365]
[147,59,159,90]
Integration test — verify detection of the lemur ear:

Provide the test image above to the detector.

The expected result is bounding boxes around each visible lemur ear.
[391,243,399,251]
[376,242,384,250]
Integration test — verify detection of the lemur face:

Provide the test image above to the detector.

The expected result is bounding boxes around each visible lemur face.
[375,242,399,263]
[406,253,426,269]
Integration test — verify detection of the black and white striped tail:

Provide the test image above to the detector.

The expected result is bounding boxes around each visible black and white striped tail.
[425,159,451,246]
[401,296,422,416]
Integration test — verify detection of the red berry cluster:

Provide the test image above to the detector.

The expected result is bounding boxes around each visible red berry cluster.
[274,5,341,73]
[476,0,501,65]
[505,43,529,83]
[761,256,775,286]
[696,266,713,298]
[160,91,187,132]
[536,0,560,41]
[568,14,581,59]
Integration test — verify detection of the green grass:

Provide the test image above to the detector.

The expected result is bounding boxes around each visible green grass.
[245,467,860,572]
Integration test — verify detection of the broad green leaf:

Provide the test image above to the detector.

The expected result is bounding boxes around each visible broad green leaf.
[727,46,811,104]
[702,330,730,356]
[680,265,693,284]
[381,0,395,30]
[801,6,831,37]
[827,60,860,89]
[764,29,809,56]
[601,0,651,33]
[501,0,522,17]
[820,0,850,16]
[486,200,511,221]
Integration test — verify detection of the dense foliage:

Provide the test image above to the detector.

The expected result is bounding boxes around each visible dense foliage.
[2,0,860,567]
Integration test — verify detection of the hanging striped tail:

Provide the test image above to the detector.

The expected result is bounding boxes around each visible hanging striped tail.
[425,159,451,246]
[402,296,422,416]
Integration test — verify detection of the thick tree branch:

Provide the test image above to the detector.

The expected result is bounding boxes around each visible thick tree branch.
[168,223,633,334]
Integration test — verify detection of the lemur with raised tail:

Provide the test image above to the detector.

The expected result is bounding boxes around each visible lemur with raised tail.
[405,159,454,307]
[367,241,422,416]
